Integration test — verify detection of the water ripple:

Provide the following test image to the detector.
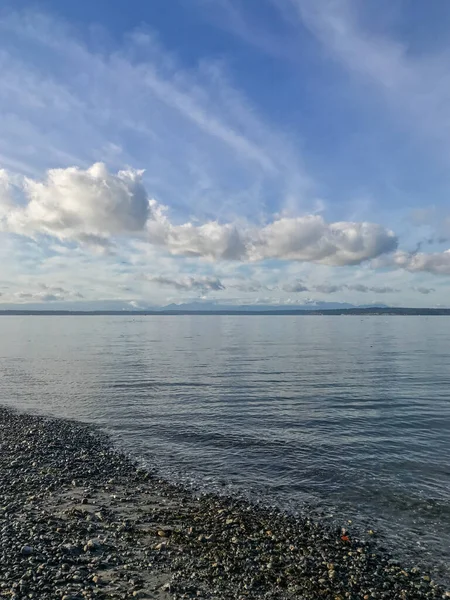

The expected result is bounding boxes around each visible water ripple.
[0,315,449,580]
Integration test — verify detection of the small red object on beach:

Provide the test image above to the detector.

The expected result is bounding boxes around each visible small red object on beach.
[341,535,350,543]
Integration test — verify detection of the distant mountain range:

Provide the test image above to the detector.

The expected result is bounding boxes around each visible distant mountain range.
[160,301,390,312]
[0,300,391,313]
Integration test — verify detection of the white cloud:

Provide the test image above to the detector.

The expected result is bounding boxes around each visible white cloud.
[147,211,398,265]
[392,250,450,275]
[252,217,397,265]
[147,218,248,261]
[0,169,14,216]
[1,163,150,248]
[0,163,398,267]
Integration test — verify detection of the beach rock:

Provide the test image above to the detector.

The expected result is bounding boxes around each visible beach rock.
[0,407,447,600]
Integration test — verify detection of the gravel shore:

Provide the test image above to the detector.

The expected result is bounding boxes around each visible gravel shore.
[0,407,448,600]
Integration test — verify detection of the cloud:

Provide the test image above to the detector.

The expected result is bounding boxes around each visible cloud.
[314,284,342,294]
[0,169,15,217]
[251,217,397,265]
[128,300,147,309]
[1,281,87,304]
[284,281,399,293]
[35,282,84,298]
[0,163,150,248]
[346,284,399,294]
[14,291,63,302]
[1,163,398,266]
[147,217,248,261]
[294,0,450,158]
[195,0,301,62]
[150,212,397,265]
[283,281,310,293]
[0,169,10,194]
[409,208,450,246]
[414,286,435,295]
[230,281,267,292]
[227,279,273,292]
[0,9,313,222]
[392,250,450,275]
[150,275,225,292]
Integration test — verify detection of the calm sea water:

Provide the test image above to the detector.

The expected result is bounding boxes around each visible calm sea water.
[0,316,449,579]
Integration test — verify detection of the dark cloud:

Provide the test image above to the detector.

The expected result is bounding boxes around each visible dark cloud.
[41,294,60,302]
[10,284,83,303]
[346,284,399,293]
[38,283,70,294]
[150,275,225,292]
[231,282,267,292]
[15,291,63,302]
[314,284,342,294]
[282,281,310,293]
[283,282,399,294]
[412,237,450,255]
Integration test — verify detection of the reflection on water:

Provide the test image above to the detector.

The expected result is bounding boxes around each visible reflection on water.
[0,315,449,579]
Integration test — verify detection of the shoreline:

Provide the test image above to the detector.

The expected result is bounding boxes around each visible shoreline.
[0,407,448,599]
[0,309,450,316]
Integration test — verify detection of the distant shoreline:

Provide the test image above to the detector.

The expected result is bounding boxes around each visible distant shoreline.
[0,308,449,316]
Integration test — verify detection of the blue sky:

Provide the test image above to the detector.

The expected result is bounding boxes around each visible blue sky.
[0,0,449,309]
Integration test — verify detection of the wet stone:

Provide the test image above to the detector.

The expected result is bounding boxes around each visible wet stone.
[0,406,447,600]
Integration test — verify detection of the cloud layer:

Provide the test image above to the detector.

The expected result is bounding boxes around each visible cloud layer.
[0,162,399,266]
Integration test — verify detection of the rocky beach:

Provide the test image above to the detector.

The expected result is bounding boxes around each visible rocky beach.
[0,406,448,600]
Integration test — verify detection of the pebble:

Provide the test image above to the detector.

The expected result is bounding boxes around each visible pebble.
[0,407,447,600]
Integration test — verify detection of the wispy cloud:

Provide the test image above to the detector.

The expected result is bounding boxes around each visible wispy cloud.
[293,0,450,159]
[391,250,450,275]
[194,0,300,61]
[0,10,312,222]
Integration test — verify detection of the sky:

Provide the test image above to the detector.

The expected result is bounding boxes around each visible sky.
[0,0,450,309]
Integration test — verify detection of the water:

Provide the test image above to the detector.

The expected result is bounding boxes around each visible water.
[0,315,449,579]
